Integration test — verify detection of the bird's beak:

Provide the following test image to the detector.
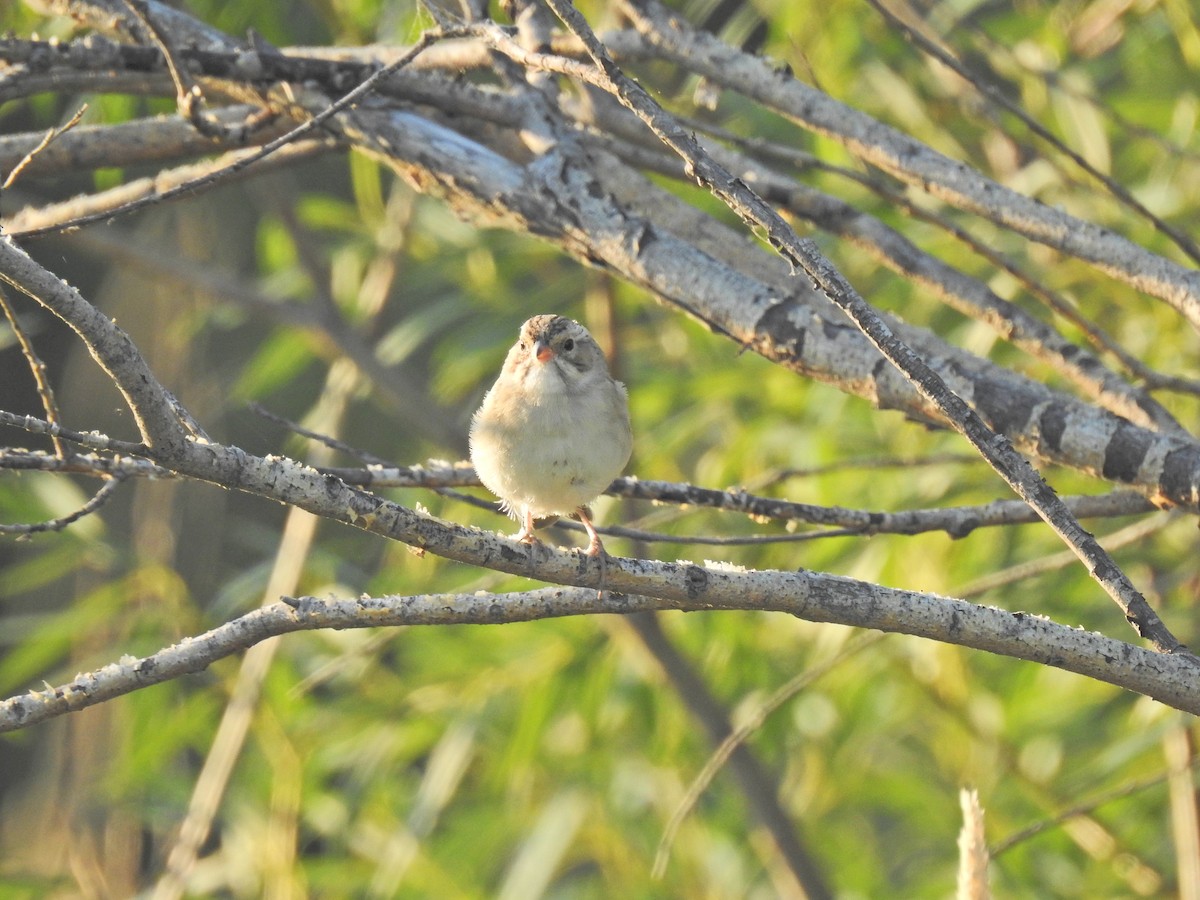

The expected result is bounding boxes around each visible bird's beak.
[534,340,555,362]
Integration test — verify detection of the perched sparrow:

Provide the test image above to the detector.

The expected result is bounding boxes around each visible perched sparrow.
[470,314,632,557]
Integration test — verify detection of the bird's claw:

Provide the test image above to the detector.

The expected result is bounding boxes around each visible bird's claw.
[577,507,611,598]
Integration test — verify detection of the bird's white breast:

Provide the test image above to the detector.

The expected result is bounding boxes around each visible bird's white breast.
[471,362,631,518]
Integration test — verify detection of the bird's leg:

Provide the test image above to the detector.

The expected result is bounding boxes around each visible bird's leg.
[509,506,546,575]
[514,505,539,544]
[576,506,608,597]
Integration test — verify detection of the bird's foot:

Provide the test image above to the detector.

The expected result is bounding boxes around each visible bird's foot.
[513,526,543,546]
[513,510,547,572]
[577,506,610,598]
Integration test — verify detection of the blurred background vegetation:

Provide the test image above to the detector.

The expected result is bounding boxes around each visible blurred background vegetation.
[2,0,1200,896]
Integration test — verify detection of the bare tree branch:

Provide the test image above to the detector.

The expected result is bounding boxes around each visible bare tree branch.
[0,286,66,456]
[534,0,1190,651]
[0,476,123,534]
[0,442,1157,540]
[4,575,1200,735]
[5,26,467,238]
[619,0,1200,330]
[0,236,186,448]
[866,0,1200,267]
[0,108,291,178]
[1,104,88,189]
[5,30,1198,504]
[24,0,243,50]
[4,140,334,236]
[573,98,1180,433]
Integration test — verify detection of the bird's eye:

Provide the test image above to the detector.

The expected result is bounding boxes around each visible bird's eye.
[563,338,575,351]
[518,341,526,350]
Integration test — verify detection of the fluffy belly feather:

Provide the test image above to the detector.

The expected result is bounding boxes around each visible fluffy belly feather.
[472,383,630,518]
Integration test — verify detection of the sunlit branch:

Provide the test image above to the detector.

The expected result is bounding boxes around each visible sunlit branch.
[618,0,1200,330]
[522,0,1191,654]
[865,0,1200,267]
[3,575,1200,734]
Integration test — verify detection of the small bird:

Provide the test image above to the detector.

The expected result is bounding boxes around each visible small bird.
[470,314,632,559]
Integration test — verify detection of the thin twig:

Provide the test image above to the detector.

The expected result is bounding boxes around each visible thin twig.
[247,402,393,466]
[2,104,88,190]
[653,631,885,878]
[11,25,470,240]
[0,238,187,448]
[0,448,171,479]
[990,761,1198,856]
[121,0,214,136]
[830,160,1199,402]
[0,444,1154,541]
[750,453,981,487]
[322,457,1156,540]
[0,476,123,535]
[5,140,334,237]
[959,513,1178,598]
[0,287,66,457]
[962,24,1200,166]
[625,112,1181,432]
[0,408,147,456]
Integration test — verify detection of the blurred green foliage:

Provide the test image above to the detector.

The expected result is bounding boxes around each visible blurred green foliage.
[2,0,1200,896]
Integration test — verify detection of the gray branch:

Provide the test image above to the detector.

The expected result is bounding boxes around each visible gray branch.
[3,580,1198,734]
[619,0,1200,330]
[0,237,186,449]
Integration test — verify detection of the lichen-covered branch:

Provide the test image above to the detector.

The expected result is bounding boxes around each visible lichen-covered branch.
[3,578,1198,735]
